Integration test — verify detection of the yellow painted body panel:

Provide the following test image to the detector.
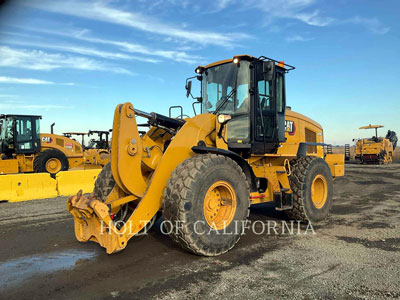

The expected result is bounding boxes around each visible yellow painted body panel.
[40,133,84,170]
[325,154,345,177]
[111,103,148,197]
[277,109,324,157]
[0,159,19,174]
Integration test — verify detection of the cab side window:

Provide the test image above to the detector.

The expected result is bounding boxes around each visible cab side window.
[257,80,272,111]
[16,118,33,142]
[276,72,284,113]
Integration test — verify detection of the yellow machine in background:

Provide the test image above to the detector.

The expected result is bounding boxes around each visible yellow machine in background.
[63,130,111,168]
[84,130,111,166]
[0,115,84,176]
[67,55,344,256]
[354,124,397,164]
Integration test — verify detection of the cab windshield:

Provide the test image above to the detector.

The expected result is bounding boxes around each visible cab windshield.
[202,61,250,115]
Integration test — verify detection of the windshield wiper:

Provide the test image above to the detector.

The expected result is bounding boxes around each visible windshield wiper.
[214,89,235,114]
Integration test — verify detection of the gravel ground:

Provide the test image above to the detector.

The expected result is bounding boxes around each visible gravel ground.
[0,163,399,299]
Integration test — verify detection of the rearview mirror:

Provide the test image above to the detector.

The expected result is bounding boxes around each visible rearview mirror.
[185,80,192,98]
[263,61,275,81]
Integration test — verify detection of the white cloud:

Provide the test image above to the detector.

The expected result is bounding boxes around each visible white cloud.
[244,0,387,34]
[0,76,75,85]
[70,34,203,64]
[0,76,55,84]
[25,0,250,47]
[6,40,160,63]
[345,16,390,35]
[247,0,333,27]
[285,34,313,42]
[7,27,204,64]
[0,46,133,74]
[295,10,334,26]
[206,0,235,13]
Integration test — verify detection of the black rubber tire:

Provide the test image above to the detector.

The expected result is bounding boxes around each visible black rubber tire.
[162,154,250,256]
[33,148,69,177]
[93,162,115,202]
[286,156,333,223]
[93,162,158,234]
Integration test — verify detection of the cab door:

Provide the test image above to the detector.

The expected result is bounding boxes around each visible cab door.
[14,116,41,154]
[252,63,286,154]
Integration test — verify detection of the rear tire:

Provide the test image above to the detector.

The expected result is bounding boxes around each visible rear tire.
[286,156,333,223]
[162,154,250,256]
[33,149,69,177]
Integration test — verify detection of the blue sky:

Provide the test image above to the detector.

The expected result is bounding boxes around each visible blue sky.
[0,0,399,144]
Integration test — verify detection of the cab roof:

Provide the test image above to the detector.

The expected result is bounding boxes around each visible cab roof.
[359,124,384,129]
[0,114,42,119]
[63,132,87,135]
[200,55,255,69]
[196,55,295,72]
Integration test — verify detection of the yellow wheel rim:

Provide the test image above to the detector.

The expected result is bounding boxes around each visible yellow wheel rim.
[203,180,237,230]
[45,158,62,173]
[311,175,328,209]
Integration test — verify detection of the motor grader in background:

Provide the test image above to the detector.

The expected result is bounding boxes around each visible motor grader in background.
[354,124,397,164]
[68,55,344,256]
[0,114,84,176]
[63,130,111,167]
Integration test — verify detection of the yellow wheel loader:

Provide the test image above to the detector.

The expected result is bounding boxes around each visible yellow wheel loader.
[354,124,397,164]
[0,115,84,176]
[67,55,344,256]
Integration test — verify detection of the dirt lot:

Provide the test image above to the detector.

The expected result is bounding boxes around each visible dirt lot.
[0,163,399,299]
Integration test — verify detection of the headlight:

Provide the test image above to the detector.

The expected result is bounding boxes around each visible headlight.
[217,114,231,124]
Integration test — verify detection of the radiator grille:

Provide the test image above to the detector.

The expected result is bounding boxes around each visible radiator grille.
[305,128,317,153]
[56,138,64,147]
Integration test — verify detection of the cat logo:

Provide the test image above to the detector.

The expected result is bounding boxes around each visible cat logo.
[285,120,296,136]
[41,136,52,143]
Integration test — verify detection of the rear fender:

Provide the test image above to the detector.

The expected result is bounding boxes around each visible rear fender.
[191,145,257,192]
[324,154,345,177]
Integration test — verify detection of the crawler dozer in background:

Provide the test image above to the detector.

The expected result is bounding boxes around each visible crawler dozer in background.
[0,114,84,176]
[354,124,397,164]
[68,55,344,256]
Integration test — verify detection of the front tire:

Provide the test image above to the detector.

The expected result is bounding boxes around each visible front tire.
[33,149,69,177]
[286,156,333,223]
[93,162,115,202]
[162,154,250,256]
[93,162,158,233]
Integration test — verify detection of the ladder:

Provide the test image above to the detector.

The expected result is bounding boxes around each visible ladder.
[326,144,333,155]
[345,144,350,161]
